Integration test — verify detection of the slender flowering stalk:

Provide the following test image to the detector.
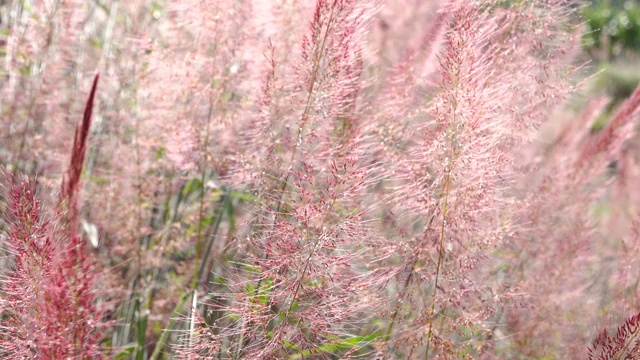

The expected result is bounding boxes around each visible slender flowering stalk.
[60,73,100,232]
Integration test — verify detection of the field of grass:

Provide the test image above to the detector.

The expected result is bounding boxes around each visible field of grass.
[1,0,640,359]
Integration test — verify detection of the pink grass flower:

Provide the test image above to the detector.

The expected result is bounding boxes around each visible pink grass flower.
[0,181,103,359]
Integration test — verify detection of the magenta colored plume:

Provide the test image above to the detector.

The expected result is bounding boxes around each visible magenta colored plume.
[1,181,104,358]
[60,73,100,228]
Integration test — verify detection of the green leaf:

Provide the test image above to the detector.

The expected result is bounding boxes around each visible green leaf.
[182,178,203,197]
[230,190,255,202]
[115,343,137,360]
[282,338,301,352]
[288,332,382,359]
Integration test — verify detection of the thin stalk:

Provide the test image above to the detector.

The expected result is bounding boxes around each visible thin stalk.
[424,174,450,359]
[188,289,199,360]
[383,258,417,344]
[425,103,458,359]
[190,60,217,355]
[191,48,219,290]
[133,94,144,280]
[383,215,435,348]
[191,124,211,292]
[199,192,230,285]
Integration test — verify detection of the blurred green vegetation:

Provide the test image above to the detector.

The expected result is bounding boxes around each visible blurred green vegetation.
[583,1,640,58]
[582,1,640,117]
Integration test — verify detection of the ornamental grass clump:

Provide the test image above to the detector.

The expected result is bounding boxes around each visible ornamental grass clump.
[0,74,104,359]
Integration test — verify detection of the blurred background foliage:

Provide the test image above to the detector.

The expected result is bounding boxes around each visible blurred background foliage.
[583,0,640,58]
[582,1,640,129]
